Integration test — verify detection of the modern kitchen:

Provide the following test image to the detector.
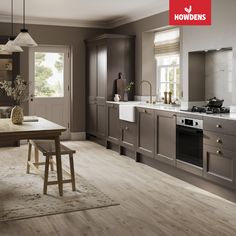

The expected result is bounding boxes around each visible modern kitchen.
[0,0,236,235]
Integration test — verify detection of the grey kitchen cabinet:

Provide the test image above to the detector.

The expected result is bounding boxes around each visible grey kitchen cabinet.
[203,117,236,189]
[203,144,236,189]
[136,108,155,157]
[155,110,176,166]
[203,117,236,136]
[87,44,98,136]
[204,130,236,153]
[121,120,136,150]
[106,103,120,144]
[85,34,135,144]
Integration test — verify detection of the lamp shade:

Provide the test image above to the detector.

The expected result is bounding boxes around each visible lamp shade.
[2,37,23,52]
[14,29,38,47]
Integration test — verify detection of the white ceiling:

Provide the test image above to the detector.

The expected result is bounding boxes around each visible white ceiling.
[0,0,169,28]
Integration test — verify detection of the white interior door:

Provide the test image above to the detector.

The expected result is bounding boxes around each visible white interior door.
[29,45,71,140]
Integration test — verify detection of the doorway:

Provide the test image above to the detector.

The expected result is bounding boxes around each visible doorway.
[29,45,71,140]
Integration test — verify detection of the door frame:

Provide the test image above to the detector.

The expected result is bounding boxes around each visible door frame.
[28,44,72,138]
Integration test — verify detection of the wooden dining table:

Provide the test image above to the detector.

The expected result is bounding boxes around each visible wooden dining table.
[0,117,66,196]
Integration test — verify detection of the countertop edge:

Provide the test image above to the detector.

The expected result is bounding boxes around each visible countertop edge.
[106,101,236,121]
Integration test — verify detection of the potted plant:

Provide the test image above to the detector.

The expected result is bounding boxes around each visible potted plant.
[0,75,28,124]
[124,82,134,101]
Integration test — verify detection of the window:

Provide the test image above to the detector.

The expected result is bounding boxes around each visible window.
[155,28,180,100]
[34,52,64,97]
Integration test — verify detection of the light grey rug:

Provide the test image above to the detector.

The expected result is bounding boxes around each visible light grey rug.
[0,161,118,222]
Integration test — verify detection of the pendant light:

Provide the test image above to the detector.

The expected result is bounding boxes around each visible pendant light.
[2,0,23,53]
[13,0,38,47]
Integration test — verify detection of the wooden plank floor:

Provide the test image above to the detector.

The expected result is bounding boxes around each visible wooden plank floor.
[1,141,236,236]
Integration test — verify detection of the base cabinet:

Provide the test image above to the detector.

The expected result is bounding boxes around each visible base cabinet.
[203,144,236,189]
[107,104,120,144]
[136,108,155,157]
[155,111,176,166]
[105,104,236,192]
[106,104,136,150]
[121,121,136,150]
[105,104,236,195]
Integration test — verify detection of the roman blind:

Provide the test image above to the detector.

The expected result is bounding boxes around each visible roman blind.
[154,28,180,56]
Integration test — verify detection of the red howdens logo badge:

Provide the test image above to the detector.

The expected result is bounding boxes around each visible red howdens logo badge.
[169,0,211,25]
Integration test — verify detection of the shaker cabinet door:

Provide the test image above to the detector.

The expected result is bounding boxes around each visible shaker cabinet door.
[107,104,120,143]
[88,45,97,99]
[203,144,236,189]
[96,98,106,139]
[121,121,136,150]
[136,108,155,157]
[155,111,176,166]
[97,44,107,98]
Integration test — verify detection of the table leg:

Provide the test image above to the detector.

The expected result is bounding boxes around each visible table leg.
[55,135,63,196]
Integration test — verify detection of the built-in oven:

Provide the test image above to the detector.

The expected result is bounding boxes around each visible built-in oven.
[176,117,203,168]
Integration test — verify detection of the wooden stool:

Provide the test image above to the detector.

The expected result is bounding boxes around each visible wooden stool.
[27,140,76,194]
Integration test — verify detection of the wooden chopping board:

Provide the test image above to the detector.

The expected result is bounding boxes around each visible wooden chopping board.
[116,79,127,101]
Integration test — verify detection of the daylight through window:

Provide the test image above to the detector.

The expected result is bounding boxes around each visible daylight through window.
[155,28,180,100]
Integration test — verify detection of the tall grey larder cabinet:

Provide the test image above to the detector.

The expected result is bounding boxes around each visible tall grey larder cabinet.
[85,34,135,145]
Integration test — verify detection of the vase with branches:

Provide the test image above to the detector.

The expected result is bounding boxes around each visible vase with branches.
[124,82,134,101]
[0,75,28,124]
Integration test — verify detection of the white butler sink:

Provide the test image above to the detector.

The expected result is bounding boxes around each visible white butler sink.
[119,104,136,122]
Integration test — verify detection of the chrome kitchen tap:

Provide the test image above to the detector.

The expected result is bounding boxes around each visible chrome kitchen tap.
[139,80,153,104]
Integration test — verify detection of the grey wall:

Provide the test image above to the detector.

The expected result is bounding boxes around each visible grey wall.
[0,22,106,132]
[182,0,236,104]
[141,32,156,96]
[188,52,205,101]
[205,50,233,106]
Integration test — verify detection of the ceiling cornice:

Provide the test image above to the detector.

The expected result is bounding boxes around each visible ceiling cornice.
[0,5,168,29]
[0,15,111,29]
[108,4,168,28]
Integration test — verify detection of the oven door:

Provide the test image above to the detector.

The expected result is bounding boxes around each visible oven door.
[176,125,203,167]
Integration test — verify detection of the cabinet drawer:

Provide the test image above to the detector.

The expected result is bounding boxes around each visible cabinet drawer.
[203,145,236,189]
[204,131,236,152]
[155,110,176,118]
[136,107,154,114]
[203,117,236,136]
[107,103,119,109]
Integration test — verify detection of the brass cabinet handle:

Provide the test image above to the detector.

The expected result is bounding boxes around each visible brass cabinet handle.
[142,109,146,113]
[216,150,221,155]
[216,139,222,143]
[216,124,222,128]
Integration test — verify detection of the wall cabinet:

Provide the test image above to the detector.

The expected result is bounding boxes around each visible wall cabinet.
[136,108,155,157]
[155,110,176,166]
[85,34,135,144]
